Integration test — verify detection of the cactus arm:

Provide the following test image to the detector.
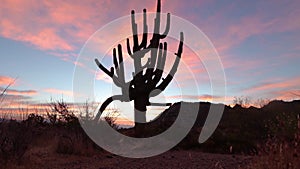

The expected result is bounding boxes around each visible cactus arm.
[127,38,133,56]
[150,32,184,97]
[95,59,114,77]
[131,10,139,52]
[160,13,170,39]
[117,44,125,83]
[149,102,172,106]
[94,95,126,122]
[138,9,148,50]
[95,47,127,88]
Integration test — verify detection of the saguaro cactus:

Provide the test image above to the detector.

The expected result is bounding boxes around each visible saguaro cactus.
[95,0,184,135]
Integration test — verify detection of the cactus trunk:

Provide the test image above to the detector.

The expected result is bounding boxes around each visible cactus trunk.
[134,98,147,136]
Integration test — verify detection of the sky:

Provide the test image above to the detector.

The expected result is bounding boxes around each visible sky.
[0,0,300,116]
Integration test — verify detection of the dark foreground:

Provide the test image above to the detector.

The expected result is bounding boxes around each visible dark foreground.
[7,149,252,169]
[1,100,299,168]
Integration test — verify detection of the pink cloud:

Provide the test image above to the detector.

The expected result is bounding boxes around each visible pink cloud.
[245,77,300,94]
[228,13,297,47]
[95,71,113,84]
[182,1,300,54]
[4,89,37,96]
[272,89,300,101]
[1,0,299,57]
[0,0,108,54]
[44,88,73,97]
[0,76,15,86]
[0,0,162,54]
[0,19,73,51]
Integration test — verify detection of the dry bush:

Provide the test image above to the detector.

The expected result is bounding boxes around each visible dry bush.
[47,99,79,126]
[0,120,33,165]
[233,96,251,108]
[25,113,45,126]
[56,130,97,156]
[253,98,270,108]
[233,96,270,108]
[244,114,300,169]
[78,100,96,124]
[104,110,120,129]
[47,99,98,155]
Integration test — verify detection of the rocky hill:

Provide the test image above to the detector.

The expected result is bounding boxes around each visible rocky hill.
[121,100,300,153]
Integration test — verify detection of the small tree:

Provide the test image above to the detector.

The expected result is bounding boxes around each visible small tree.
[48,98,77,125]
[79,100,96,122]
[94,0,184,135]
[253,98,270,108]
[233,96,251,108]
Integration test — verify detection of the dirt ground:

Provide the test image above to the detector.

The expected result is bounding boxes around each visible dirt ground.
[4,146,252,169]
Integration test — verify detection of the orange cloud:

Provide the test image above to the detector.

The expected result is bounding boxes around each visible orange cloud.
[166,94,231,103]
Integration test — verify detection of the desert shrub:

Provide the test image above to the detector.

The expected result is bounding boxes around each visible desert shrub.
[233,96,251,108]
[48,99,79,127]
[265,112,298,140]
[56,127,98,156]
[253,98,270,108]
[79,101,95,119]
[46,112,58,125]
[56,135,74,154]
[201,107,267,154]
[0,120,33,165]
[244,114,300,169]
[233,96,271,108]
[25,113,45,126]
[104,110,120,129]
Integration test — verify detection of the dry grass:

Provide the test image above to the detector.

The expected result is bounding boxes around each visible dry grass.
[244,115,300,169]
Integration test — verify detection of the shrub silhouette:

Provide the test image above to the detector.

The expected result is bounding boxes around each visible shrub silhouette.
[48,99,79,127]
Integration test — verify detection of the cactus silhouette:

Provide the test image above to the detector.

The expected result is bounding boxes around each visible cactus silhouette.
[94,0,184,135]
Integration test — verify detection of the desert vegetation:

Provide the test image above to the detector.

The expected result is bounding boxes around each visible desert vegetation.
[0,98,299,168]
[0,99,118,168]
